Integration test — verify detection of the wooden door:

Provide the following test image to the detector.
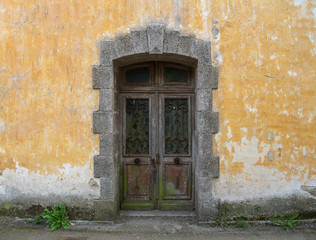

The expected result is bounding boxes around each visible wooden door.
[119,62,194,211]
[157,94,193,210]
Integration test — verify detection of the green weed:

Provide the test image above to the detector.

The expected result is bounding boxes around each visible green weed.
[34,215,42,224]
[254,205,261,212]
[235,219,248,228]
[41,203,71,232]
[215,203,230,227]
[273,213,299,231]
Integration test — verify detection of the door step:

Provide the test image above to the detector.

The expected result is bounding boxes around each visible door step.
[119,210,195,217]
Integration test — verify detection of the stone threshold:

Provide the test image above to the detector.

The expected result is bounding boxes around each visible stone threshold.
[119,210,196,217]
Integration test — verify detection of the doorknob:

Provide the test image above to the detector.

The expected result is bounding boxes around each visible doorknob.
[174,157,180,165]
[134,158,140,164]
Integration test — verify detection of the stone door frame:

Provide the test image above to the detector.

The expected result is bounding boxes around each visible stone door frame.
[92,24,219,222]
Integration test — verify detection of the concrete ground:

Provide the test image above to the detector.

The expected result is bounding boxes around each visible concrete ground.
[0,216,315,240]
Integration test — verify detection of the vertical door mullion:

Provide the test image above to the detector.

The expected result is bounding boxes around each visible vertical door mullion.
[157,93,163,209]
[151,92,157,208]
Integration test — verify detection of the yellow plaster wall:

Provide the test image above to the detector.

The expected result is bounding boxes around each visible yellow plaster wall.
[210,0,316,199]
[0,0,315,197]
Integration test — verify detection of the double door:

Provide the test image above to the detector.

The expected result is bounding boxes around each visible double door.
[120,93,194,210]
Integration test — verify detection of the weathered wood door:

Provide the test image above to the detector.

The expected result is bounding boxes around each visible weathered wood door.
[119,62,194,211]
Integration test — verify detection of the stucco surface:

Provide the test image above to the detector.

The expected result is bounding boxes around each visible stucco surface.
[0,0,315,209]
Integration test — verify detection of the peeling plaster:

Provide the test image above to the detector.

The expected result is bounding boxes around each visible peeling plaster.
[294,0,304,6]
[0,161,99,201]
[288,71,297,76]
[308,33,314,43]
[0,148,5,154]
[213,136,313,201]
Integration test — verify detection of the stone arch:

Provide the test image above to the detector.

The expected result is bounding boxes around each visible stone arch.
[92,24,219,222]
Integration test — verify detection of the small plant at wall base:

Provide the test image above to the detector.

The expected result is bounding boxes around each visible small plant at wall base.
[254,205,261,212]
[34,215,42,224]
[41,203,71,232]
[235,218,248,228]
[215,203,231,227]
[273,214,300,231]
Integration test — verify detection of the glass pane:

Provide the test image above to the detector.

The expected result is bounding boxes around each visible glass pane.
[125,67,149,83]
[165,99,189,154]
[126,99,149,154]
[164,67,188,83]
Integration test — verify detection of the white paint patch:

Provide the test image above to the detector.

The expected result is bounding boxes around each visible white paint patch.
[308,33,314,43]
[200,0,211,39]
[213,136,311,201]
[227,126,232,140]
[308,113,314,123]
[303,146,307,156]
[240,127,248,133]
[255,59,263,67]
[216,53,223,64]
[294,0,303,6]
[0,161,99,201]
[15,162,29,176]
[273,143,283,150]
[281,110,289,116]
[270,54,276,60]
[0,148,5,154]
[275,136,281,141]
[247,105,257,113]
[271,36,278,41]
[288,71,297,76]
[102,31,114,39]
[0,122,5,131]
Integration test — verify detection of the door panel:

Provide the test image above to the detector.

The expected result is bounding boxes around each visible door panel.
[125,160,151,199]
[157,95,194,210]
[163,161,191,199]
[121,95,155,210]
[121,158,155,210]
